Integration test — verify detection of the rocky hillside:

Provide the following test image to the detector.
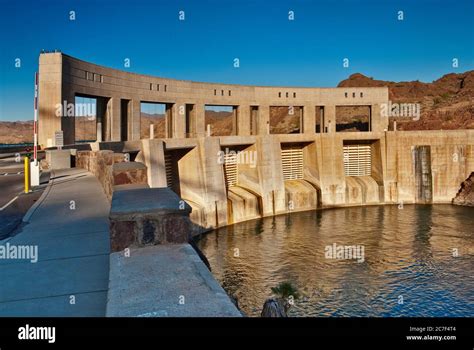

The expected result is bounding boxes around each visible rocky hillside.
[140,113,166,138]
[0,117,97,144]
[338,71,474,130]
[452,172,474,206]
[204,110,234,136]
[141,110,236,137]
[0,121,34,144]
[269,106,301,134]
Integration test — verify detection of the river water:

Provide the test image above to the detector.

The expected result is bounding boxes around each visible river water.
[196,205,474,317]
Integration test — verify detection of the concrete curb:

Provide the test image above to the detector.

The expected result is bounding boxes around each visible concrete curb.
[22,170,55,223]
[106,244,242,317]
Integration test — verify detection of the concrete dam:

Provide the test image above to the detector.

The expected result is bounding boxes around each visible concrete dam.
[38,52,474,232]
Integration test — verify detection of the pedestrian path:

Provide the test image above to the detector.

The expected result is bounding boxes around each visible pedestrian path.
[0,168,110,316]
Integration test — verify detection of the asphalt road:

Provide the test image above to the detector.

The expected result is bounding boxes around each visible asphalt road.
[0,157,47,239]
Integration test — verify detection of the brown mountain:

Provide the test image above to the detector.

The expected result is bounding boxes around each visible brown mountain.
[140,112,166,139]
[338,71,474,130]
[204,110,234,136]
[140,110,236,137]
[269,106,302,134]
[0,121,34,144]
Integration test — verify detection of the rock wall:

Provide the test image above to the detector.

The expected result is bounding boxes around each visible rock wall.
[76,150,148,200]
[453,172,474,207]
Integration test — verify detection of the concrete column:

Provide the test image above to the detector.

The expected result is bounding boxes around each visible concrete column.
[256,135,286,216]
[173,101,186,138]
[371,104,387,132]
[195,104,206,137]
[61,90,75,145]
[250,106,258,135]
[185,104,197,138]
[140,139,167,187]
[319,134,345,205]
[96,122,103,142]
[130,99,141,140]
[258,105,270,135]
[236,104,250,136]
[325,105,336,133]
[108,97,121,141]
[96,98,107,142]
[38,53,64,148]
[122,100,133,141]
[165,104,172,138]
[303,104,315,135]
[382,132,398,203]
[199,138,228,226]
[232,107,238,136]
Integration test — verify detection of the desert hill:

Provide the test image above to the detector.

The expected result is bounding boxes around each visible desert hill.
[338,71,474,130]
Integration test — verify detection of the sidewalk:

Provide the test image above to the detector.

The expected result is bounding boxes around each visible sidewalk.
[0,168,110,316]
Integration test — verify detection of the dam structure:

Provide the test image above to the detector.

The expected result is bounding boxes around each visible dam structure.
[38,52,474,230]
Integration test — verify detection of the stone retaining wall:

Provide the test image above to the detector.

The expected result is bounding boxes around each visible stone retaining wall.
[76,150,148,200]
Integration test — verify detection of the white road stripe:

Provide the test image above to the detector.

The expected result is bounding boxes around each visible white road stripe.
[0,172,23,176]
[0,195,19,211]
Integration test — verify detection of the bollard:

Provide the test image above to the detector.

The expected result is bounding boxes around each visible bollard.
[24,156,30,193]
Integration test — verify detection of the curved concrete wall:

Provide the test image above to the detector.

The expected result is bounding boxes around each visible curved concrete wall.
[38,52,389,146]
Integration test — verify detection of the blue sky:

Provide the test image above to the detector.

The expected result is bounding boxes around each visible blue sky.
[0,0,473,121]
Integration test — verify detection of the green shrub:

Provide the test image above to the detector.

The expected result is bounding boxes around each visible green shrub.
[271,281,300,300]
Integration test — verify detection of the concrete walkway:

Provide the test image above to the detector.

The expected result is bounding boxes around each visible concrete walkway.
[0,168,110,316]
[107,244,242,317]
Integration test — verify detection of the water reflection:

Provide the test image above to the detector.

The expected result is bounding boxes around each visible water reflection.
[197,205,474,317]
